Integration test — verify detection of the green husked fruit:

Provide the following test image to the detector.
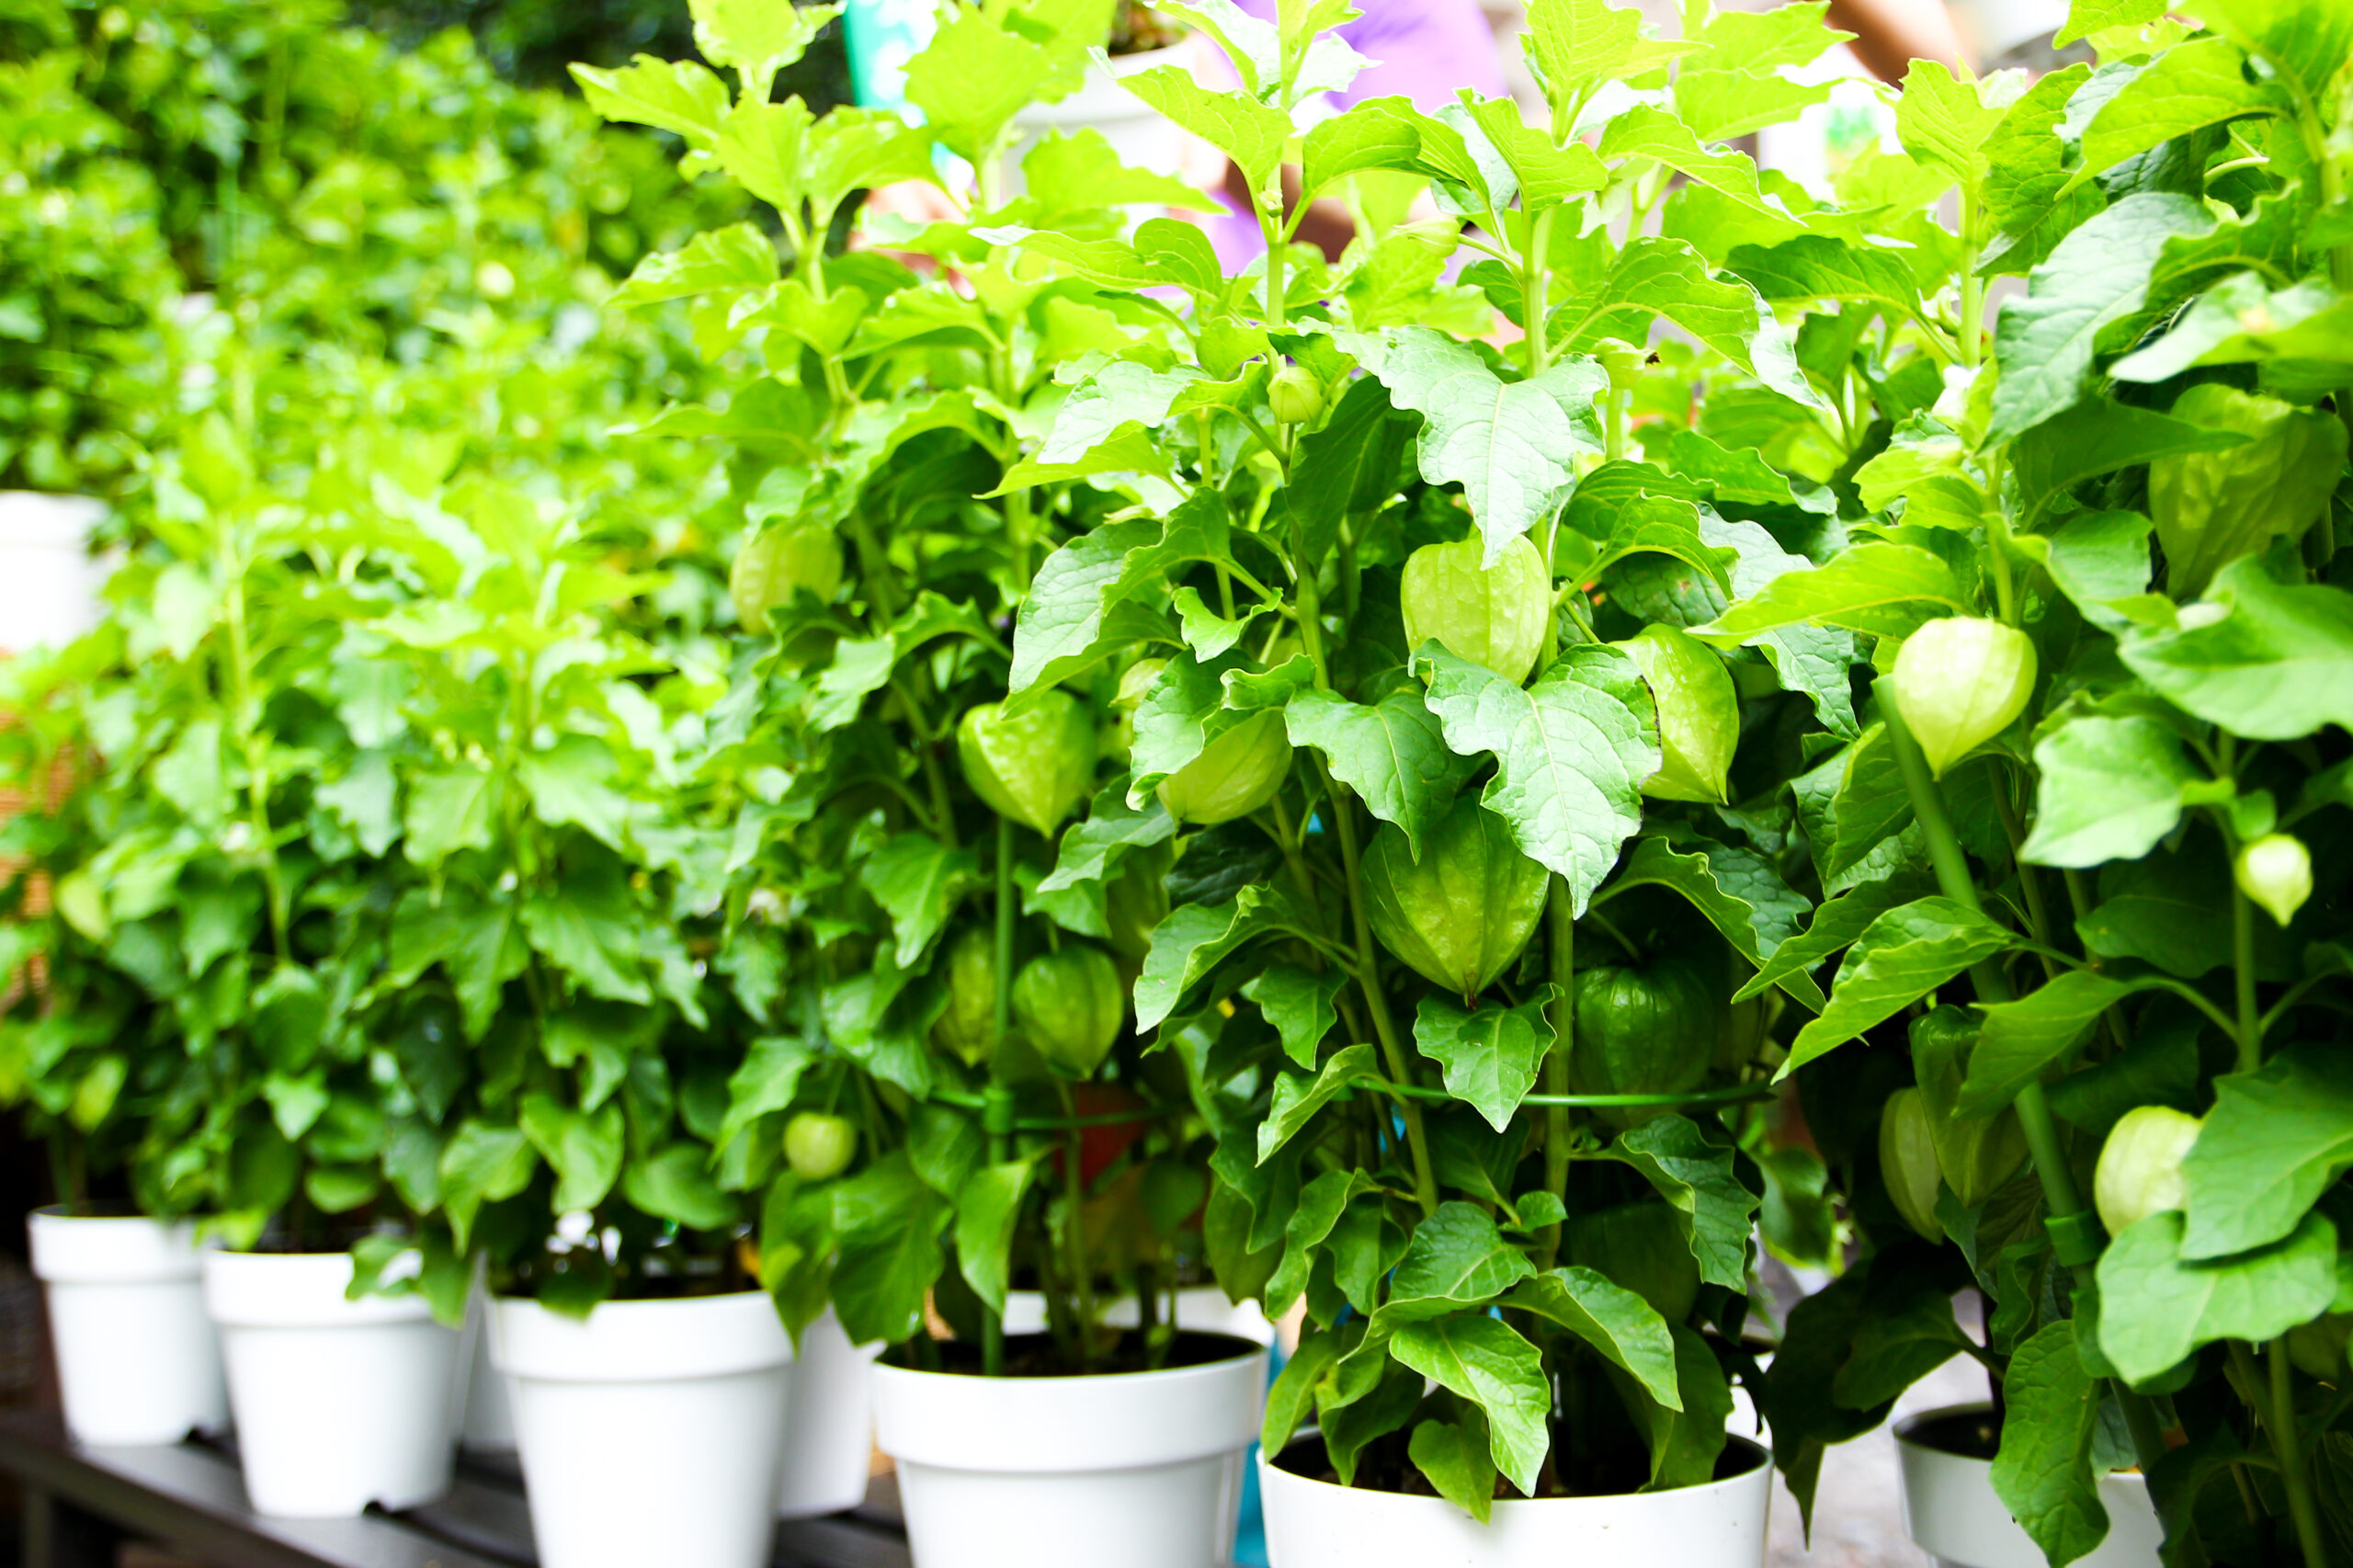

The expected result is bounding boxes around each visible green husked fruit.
[2094,1105,2201,1237]
[1012,945,1126,1078]
[1908,1006,2028,1209]
[931,927,999,1068]
[783,1113,857,1181]
[731,522,844,631]
[1880,1088,1945,1243]
[1156,709,1292,825]
[1569,953,1721,1124]
[1362,798,1549,1000]
[1565,1200,1701,1324]
[1612,624,1739,803]
[1401,535,1551,687]
[2235,833,2312,927]
[2152,384,2347,597]
[1889,617,2036,778]
[959,692,1097,835]
[1268,364,1327,426]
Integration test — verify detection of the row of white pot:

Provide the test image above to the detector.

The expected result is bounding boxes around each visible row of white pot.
[32,1208,2160,1568]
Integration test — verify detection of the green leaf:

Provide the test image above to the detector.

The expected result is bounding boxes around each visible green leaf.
[519,1094,625,1213]
[608,223,779,307]
[1260,1043,1378,1162]
[2120,560,2353,741]
[2097,1210,2337,1383]
[1136,882,1323,1033]
[1010,521,1162,694]
[1959,971,2137,1117]
[1608,836,1823,1010]
[1832,1267,1974,1408]
[1417,646,1658,915]
[2020,715,2203,868]
[1341,327,1607,559]
[2008,399,2247,528]
[717,1035,815,1151]
[2065,36,2273,196]
[1413,990,1555,1132]
[1122,62,1293,190]
[1727,235,1925,328]
[1987,193,2212,443]
[1597,106,1780,218]
[1617,1325,1733,1491]
[1980,65,2107,278]
[438,1121,537,1249]
[830,1153,945,1345]
[570,56,729,147]
[1264,1328,1343,1458]
[1389,1200,1539,1314]
[859,834,979,968]
[521,875,651,1006]
[1893,60,2005,185]
[1689,541,1970,645]
[2183,1046,2353,1260]
[1410,1411,1499,1522]
[1501,1267,1681,1410]
[1285,687,1476,863]
[1522,0,1643,105]
[404,766,496,866]
[1735,874,1929,1006]
[1390,1313,1552,1496]
[1673,69,1834,142]
[517,736,630,850]
[1241,963,1347,1070]
[954,1161,1032,1314]
[902,9,1069,165]
[2075,843,2245,978]
[1990,1321,2113,1568]
[317,753,400,858]
[2044,510,2160,632]
[1039,361,1210,466]
[1605,1115,1759,1291]
[625,1142,738,1232]
[1784,897,2017,1073]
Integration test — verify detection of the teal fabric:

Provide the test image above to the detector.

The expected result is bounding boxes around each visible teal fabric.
[842,0,933,109]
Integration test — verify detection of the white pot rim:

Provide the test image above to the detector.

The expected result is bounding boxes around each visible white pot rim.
[204,1249,435,1328]
[494,1290,792,1383]
[0,491,107,550]
[29,1207,208,1285]
[1262,1429,1774,1513]
[875,1329,1265,1391]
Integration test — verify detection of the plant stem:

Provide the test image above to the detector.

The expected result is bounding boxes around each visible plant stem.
[1540,880,1574,1267]
[1057,1078,1096,1374]
[2270,1338,2330,1568]
[2232,879,2262,1073]
[1330,790,1438,1218]
[1884,699,2172,1475]
[985,817,1016,1377]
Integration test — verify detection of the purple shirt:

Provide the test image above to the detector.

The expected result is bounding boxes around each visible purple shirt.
[1208,0,1506,262]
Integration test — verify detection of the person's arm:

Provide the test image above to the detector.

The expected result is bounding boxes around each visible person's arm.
[1825,0,1971,80]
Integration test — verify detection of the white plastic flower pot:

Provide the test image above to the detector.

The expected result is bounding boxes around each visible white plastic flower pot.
[1006,43,1191,189]
[1896,1406,2162,1567]
[873,1333,1268,1568]
[1002,1285,1276,1345]
[0,493,113,655]
[28,1208,227,1446]
[203,1249,460,1517]
[776,1306,882,1518]
[496,1290,792,1568]
[457,1279,517,1451]
[1259,1432,1773,1568]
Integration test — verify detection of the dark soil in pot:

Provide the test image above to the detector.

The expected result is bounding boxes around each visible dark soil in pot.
[1271,1429,1770,1503]
[892,1328,1259,1379]
[1897,1407,2002,1461]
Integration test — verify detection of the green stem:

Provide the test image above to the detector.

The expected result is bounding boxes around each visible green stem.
[1604,386,1628,463]
[1957,181,1984,371]
[1523,205,1554,381]
[985,822,1017,1377]
[1057,1078,1096,1374]
[2232,878,2262,1072]
[1884,699,2171,1476]
[1540,881,1574,1267]
[993,815,1015,1045]
[2270,1338,2330,1568]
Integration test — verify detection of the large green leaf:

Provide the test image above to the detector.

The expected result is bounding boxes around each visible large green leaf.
[1784,898,2016,1073]
[1286,687,1476,863]
[830,1153,945,1345]
[1259,1043,1378,1162]
[2097,1210,2336,1383]
[519,1095,625,1213]
[1991,1322,2112,1568]
[2063,36,2274,196]
[1413,991,1555,1131]
[1606,835,1822,1010]
[1690,542,1970,645]
[1604,1115,1759,1291]
[1135,882,1324,1032]
[953,1161,1032,1313]
[1390,1313,1552,1496]
[2019,715,2203,868]
[1387,1200,1538,1314]
[1501,1267,1680,1410]
[1417,646,1657,915]
[1959,971,2138,1117]
[1987,193,2211,442]
[2183,1047,2353,1260]
[2120,560,2353,741]
[1341,327,1608,559]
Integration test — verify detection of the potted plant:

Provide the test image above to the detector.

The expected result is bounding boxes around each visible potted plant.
[583,5,1279,1562]
[848,0,1927,1558]
[1685,0,2353,1561]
